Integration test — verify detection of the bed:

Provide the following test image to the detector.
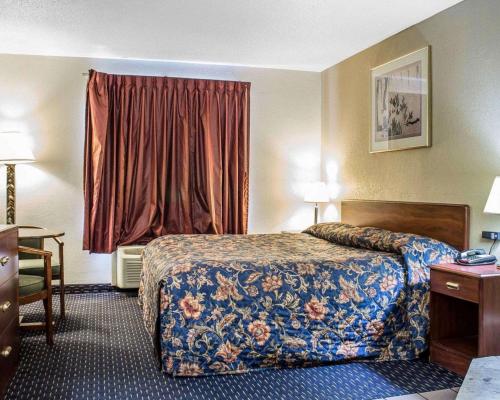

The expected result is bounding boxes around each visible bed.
[138,200,470,376]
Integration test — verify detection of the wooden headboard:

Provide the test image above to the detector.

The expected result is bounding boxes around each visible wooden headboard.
[341,200,470,251]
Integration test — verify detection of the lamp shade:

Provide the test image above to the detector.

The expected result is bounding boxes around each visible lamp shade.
[304,181,329,203]
[484,177,500,214]
[0,131,35,164]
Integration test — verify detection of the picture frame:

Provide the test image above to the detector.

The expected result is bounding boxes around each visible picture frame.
[370,46,431,153]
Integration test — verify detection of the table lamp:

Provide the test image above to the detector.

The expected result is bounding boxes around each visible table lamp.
[483,177,500,261]
[304,181,329,225]
[0,131,35,224]
[484,177,500,215]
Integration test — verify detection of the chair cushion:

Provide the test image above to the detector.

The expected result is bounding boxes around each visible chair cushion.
[19,274,45,297]
[19,259,61,278]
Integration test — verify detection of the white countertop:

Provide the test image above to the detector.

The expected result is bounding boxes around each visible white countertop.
[457,356,500,399]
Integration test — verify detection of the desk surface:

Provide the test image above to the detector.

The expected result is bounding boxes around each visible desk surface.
[0,225,17,234]
[431,262,500,278]
[18,227,65,240]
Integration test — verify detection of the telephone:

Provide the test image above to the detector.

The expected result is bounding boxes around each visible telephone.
[455,249,497,266]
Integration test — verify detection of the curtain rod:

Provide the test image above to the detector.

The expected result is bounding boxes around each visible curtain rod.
[81,71,249,86]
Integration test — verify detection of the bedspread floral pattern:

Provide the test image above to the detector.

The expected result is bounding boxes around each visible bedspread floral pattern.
[138,223,457,376]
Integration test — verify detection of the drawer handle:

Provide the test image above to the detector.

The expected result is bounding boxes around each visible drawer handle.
[0,256,9,267]
[1,346,12,358]
[1,301,11,312]
[446,281,460,290]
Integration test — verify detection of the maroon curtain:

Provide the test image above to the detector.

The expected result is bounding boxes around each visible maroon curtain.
[83,70,250,253]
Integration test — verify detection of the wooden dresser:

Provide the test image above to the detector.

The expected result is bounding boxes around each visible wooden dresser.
[0,225,19,396]
[430,263,500,376]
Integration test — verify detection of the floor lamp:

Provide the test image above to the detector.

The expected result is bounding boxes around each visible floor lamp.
[304,181,329,225]
[0,132,35,224]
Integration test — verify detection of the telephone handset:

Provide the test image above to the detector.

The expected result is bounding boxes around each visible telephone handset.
[455,248,497,266]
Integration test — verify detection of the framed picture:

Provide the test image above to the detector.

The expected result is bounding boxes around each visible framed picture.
[370,46,431,153]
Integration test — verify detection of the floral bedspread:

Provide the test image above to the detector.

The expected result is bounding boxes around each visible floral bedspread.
[138,223,457,376]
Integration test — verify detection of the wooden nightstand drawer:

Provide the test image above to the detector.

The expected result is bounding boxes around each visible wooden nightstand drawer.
[0,229,17,287]
[0,276,18,332]
[0,317,20,393]
[431,269,479,303]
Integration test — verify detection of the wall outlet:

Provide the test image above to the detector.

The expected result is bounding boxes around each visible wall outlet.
[482,231,500,240]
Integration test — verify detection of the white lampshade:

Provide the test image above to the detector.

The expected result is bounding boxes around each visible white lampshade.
[304,181,330,203]
[0,131,35,164]
[484,177,500,214]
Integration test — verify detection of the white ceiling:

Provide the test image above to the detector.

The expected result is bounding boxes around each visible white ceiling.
[0,0,463,72]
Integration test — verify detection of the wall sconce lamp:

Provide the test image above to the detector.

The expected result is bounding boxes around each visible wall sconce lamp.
[0,131,35,224]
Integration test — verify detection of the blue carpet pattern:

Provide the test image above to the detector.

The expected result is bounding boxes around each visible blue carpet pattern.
[5,292,462,400]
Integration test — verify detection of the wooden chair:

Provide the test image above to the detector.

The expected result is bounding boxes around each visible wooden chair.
[18,246,53,345]
[18,226,65,319]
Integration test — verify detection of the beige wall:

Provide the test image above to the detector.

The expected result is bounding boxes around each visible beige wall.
[0,55,321,283]
[321,0,500,252]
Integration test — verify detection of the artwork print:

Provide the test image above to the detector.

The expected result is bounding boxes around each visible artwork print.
[370,47,430,153]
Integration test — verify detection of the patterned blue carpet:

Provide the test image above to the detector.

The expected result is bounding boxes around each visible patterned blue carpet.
[5,292,462,400]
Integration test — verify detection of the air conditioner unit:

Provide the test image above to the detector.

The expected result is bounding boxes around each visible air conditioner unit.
[111,245,145,289]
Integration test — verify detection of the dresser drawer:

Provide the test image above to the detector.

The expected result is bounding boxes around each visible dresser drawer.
[0,276,18,332]
[431,269,480,303]
[0,230,17,287]
[0,318,20,394]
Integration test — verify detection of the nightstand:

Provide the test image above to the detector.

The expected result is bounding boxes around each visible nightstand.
[430,263,500,376]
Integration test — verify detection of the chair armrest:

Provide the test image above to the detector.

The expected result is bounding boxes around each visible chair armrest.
[18,246,52,258]
[18,246,52,290]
